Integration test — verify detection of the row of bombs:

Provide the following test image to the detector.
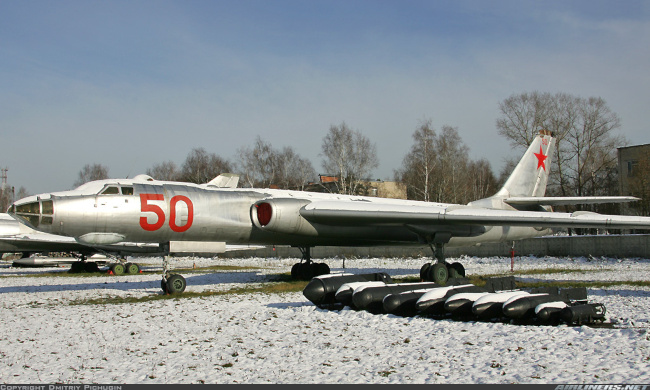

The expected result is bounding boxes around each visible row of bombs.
[302,272,607,325]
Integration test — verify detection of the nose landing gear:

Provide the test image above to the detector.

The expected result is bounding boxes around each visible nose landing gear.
[159,255,186,294]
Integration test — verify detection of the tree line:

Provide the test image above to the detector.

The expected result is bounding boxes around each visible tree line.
[74,121,379,196]
[3,91,641,217]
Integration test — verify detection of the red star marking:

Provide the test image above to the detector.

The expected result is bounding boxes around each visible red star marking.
[534,146,548,171]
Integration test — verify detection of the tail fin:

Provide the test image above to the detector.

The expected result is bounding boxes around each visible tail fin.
[495,130,555,198]
[207,173,240,188]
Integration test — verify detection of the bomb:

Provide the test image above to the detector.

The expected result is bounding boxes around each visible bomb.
[302,272,392,306]
[444,292,491,316]
[335,281,387,307]
[415,284,485,315]
[502,293,565,320]
[472,291,530,319]
[382,290,430,317]
[351,282,440,313]
[535,301,568,323]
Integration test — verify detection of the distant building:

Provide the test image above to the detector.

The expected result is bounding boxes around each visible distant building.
[363,179,407,199]
[618,143,650,216]
[305,175,407,199]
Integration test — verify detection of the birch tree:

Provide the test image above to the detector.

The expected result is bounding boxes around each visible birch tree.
[320,122,379,195]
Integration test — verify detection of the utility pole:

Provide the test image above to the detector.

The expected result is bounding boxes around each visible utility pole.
[0,168,7,211]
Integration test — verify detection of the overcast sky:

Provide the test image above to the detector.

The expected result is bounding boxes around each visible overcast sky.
[1,0,649,195]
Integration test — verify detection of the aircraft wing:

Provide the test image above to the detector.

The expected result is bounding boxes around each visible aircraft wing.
[299,201,650,230]
[504,196,640,206]
[0,232,91,253]
[0,213,164,255]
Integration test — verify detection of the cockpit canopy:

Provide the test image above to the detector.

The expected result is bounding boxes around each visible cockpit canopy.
[99,185,134,196]
[11,199,54,227]
[10,182,137,228]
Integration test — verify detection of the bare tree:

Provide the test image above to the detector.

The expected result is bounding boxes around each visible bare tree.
[432,125,470,203]
[179,148,231,184]
[321,122,379,195]
[467,158,498,201]
[0,186,29,211]
[146,160,180,181]
[73,163,109,188]
[237,136,278,188]
[568,97,625,201]
[275,146,316,190]
[237,137,316,189]
[496,92,625,205]
[396,122,497,204]
[394,120,437,201]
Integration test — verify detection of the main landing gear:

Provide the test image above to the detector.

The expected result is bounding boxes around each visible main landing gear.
[107,261,141,275]
[290,247,331,281]
[68,253,142,275]
[419,243,465,285]
[160,255,186,294]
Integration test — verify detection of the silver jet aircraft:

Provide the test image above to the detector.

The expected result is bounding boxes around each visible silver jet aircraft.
[9,131,650,293]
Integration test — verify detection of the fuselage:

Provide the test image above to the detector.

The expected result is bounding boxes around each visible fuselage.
[9,175,551,249]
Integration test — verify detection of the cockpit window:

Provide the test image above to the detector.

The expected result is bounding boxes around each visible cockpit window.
[101,186,120,195]
[16,202,40,215]
[99,186,134,195]
[15,201,42,227]
[41,200,53,215]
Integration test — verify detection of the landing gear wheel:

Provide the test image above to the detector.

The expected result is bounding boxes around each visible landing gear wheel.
[429,263,449,285]
[166,274,186,294]
[69,262,85,273]
[161,278,168,294]
[298,263,314,281]
[125,262,140,275]
[291,263,301,279]
[420,263,432,281]
[315,262,330,276]
[448,262,465,278]
[110,263,125,275]
[84,262,100,273]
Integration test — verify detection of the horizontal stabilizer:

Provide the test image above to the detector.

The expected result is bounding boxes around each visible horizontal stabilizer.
[504,196,640,206]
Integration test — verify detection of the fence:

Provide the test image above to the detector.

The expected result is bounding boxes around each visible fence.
[220,234,650,259]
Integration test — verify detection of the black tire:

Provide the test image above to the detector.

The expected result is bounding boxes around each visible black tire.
[166,274,186,294]
[315,263,330,276]
[69,262,85,273]
[298,263,314,280]
[110,263,125,275]
[428,263,449,285]
[448,262,465,278]
[125,263,140,275]
[420,263,432,281]
[160,278,168,294]
[84,262,100,273]
[291,263,301,279]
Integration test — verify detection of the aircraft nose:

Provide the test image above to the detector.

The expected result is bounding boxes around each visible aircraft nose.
[10,195,55,229]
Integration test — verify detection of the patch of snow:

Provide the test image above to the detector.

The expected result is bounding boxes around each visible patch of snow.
[0,255,649,383]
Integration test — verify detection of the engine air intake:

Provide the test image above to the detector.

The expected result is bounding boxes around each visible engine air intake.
[256,202,273,226]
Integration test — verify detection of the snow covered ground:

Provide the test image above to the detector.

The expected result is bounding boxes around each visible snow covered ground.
[0,254,649,384]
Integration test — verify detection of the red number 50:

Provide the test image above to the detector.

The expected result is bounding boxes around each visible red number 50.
[140,193,194,232]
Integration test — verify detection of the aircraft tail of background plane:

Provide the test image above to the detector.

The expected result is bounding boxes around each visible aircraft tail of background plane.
[494,130,555,199]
